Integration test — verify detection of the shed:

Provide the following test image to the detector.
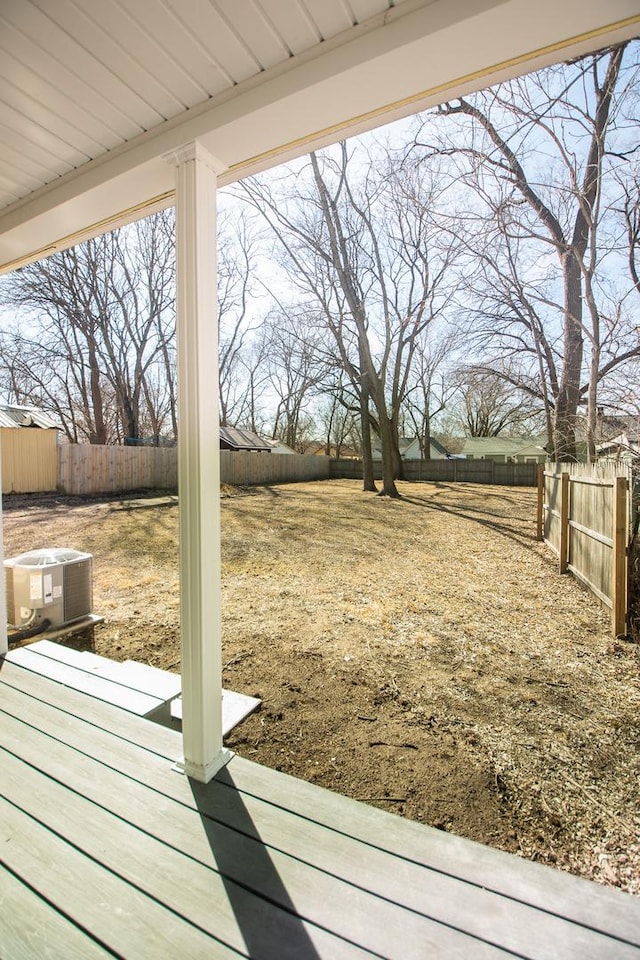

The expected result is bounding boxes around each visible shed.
[0,404,59,494]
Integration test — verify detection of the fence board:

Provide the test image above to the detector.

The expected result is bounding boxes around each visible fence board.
[541,463,632,636]
[330,459,537,486]
[58,445,179,496]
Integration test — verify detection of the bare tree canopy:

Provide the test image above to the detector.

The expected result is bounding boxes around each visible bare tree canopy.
[0,212,177,444]
[240,139,459,495]
[410,42,640,460]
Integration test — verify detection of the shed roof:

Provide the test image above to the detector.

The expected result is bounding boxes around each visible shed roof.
[0,404,59,430]
[219,426,272,452]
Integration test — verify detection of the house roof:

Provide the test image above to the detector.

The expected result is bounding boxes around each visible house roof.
[1,1,636,273]
[458,436,546,458]
[219,426,272,452]
[0,404,59,430]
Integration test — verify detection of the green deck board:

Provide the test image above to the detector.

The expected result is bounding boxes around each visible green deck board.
[2,659,640,960]
[4,646,161,715]
[0,799,240,960]
[2,677,639,958]
[224,756,640,944]
[0,655,181,757]
[0,712,508,960]
[0,870,115,960]
[1,748,379,960]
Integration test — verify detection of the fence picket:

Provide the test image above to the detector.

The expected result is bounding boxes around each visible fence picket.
[542,463,632,636]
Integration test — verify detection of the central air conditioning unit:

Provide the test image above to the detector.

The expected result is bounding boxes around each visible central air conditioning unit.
[4,548,93,631]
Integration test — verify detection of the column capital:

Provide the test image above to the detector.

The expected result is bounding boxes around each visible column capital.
[163,140,227,176]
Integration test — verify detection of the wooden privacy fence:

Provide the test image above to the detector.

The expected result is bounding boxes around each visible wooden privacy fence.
[57,444,332,495]
[58,444,178,495]
[537,463,632,636]
[331,458,537,486]
[220,450,330,486]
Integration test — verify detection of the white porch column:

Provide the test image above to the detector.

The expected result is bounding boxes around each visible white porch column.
[164,141,232,782]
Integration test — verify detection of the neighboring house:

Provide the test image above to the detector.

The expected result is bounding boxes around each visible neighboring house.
[219,426,272,452]
[402,437,450,460]
[372,436,449,461]
[597,424,640,463]
[0,403,60,431]
[456,437,548,463]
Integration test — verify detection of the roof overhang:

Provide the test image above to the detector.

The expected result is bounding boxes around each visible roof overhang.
[0,0,638,273]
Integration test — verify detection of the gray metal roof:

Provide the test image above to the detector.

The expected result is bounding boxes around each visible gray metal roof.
[0,404,59,429]
[219,426,271,451]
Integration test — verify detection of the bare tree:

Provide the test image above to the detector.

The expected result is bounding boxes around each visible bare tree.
[217,207,263,427]
[451,368,546,438]
[413,43,639,460]
[0,211,177,444]
[402,330,459,457]
[241,140,457,496]
[259,308,328,451]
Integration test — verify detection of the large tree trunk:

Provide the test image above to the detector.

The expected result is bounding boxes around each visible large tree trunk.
[553,251,584,461]
[375,398,400,498]
[360,382,377,492]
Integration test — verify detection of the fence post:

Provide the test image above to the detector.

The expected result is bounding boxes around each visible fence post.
[612,475,628,637]
[536,464,544,541]
[559,471,570,574]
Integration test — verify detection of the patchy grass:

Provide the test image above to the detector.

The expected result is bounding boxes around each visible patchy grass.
[5,479,639,893]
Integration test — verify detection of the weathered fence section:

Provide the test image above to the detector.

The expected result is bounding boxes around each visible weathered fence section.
[538,463,632,636]
[58,445,331,495]
[331,458,537,486]
[2,428,57,494]
[220,450,330,486]
[58,444,178,495]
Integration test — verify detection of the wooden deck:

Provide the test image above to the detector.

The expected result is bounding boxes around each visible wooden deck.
[1,652,640,959]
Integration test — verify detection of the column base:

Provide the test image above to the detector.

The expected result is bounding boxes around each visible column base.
[172,746,234,782]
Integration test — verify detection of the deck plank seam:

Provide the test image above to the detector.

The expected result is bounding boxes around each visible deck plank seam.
[2,691,638,954]
[1,755,395,960]
[211,776,640,948]
[3,669,639,956]
[1,733,616,960]
[0,794,254,960]
[0,725,540,959]
[0,738,439,953]
[0,855,125,960]
[0,670,178,761]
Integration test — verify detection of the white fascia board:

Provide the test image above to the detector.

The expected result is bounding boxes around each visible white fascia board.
[0,0,638,272]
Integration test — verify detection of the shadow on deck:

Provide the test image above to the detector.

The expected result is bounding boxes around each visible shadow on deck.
[1,647,639,959]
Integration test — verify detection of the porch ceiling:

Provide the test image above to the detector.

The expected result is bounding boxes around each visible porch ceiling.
[0,0,639,272]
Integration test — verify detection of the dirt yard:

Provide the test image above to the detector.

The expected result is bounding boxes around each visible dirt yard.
[4,479,639,895]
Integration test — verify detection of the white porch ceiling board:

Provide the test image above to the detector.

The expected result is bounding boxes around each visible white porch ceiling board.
[161,0,261,85]
[0,159,44,198]
[0,15,143,144]
[212,0,290,72]
[0,100,89,171]
[0,0,639,273]
[0,48,124,154]
[29,0,192,117]
[0,1,165,131]
[302,0,356,38]
[255,0,323,54]
[87,0,220,106]
[347,0,393,20]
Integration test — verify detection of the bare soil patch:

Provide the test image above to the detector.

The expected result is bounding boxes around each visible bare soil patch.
[4,480,639,894]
